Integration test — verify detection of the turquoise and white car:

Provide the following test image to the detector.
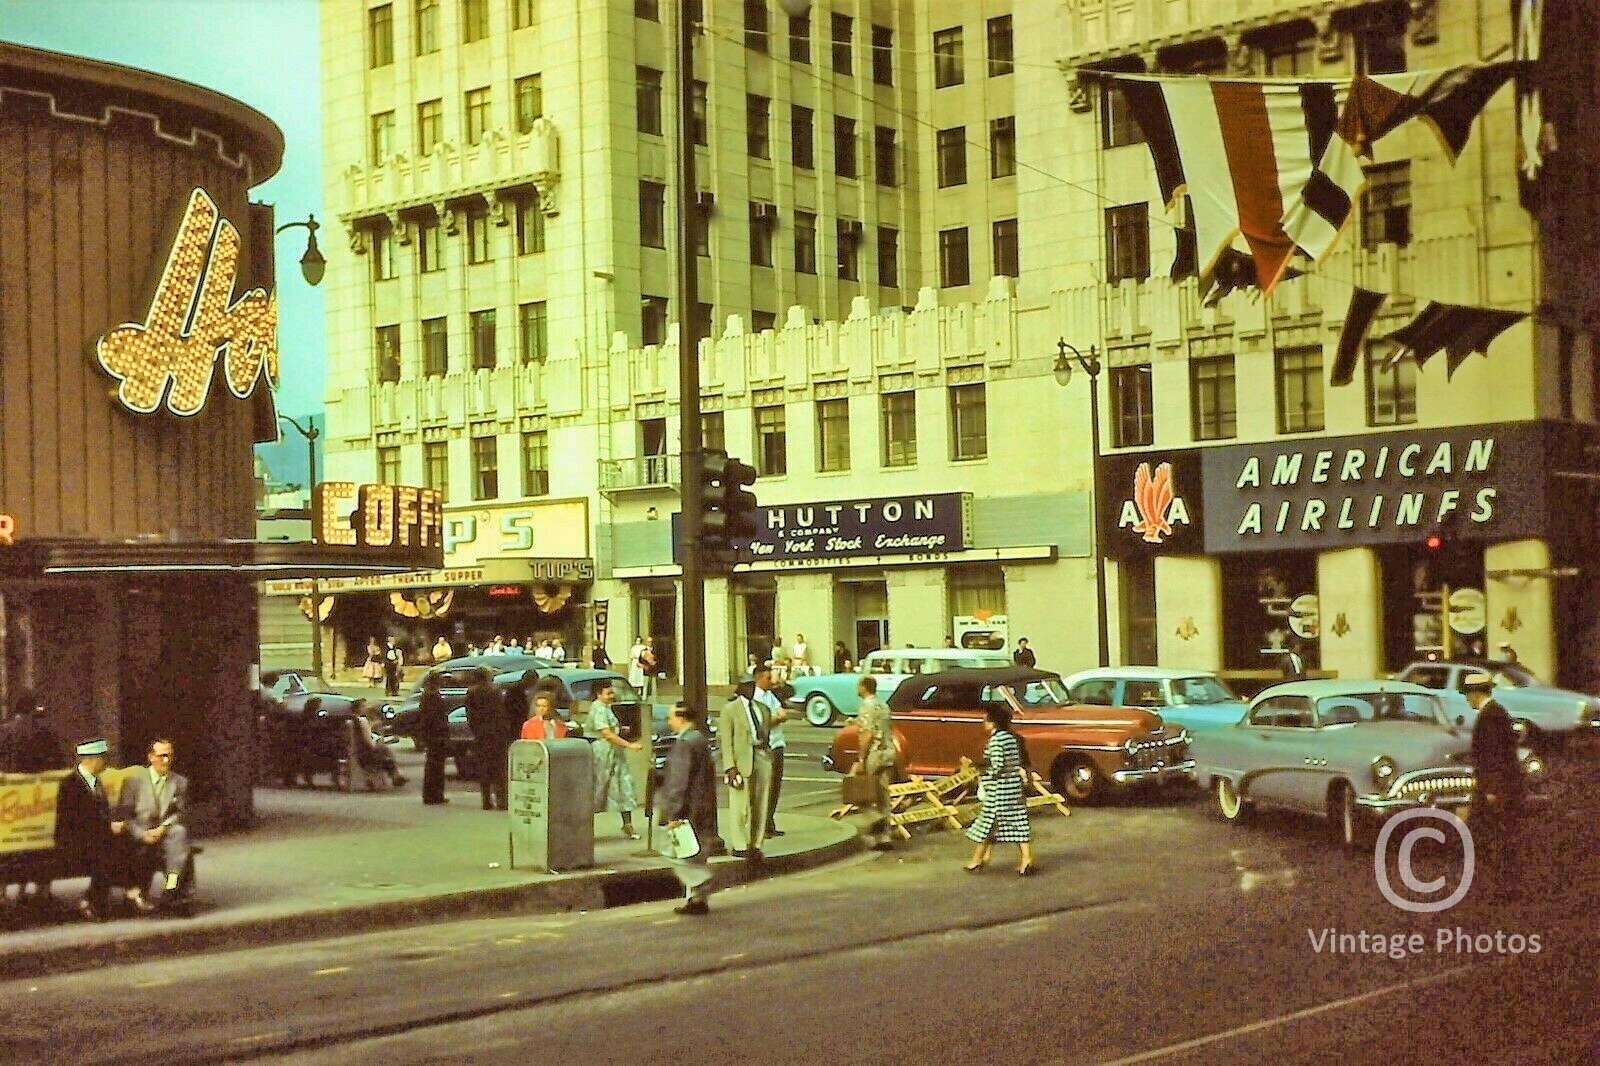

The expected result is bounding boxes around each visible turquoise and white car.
[1061,667,1248,734]
[788,647,1013,726]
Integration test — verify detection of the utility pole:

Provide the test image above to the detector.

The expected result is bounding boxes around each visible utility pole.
[675,1,707,714]
[280,414,323,680]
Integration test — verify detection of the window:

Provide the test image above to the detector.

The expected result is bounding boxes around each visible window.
[424,441,449,498]
[1361,162,1411,248]
[464,87,490,145]
[371,226,397,281]
[522,431,550,495]
[1265,34,1315,76]
[369,5,394,68]
[755,404,787,476]
[515,75,543,133]
[877,226,898,287]
[1276,347,1325,433]
[881,392,917,466]
[414,0,439,54]
[417,99,443,156]
[692,301,714,342]
[376,325,402,383]
[788,13,810,62]
[794,211,817,274]
[938,227,969,288]
[791,105,814,169]
[472,435,499,500]
[1366,343,1417,426]
[417,216,442,272]
[641,295,668,346]
[636,67,663,135]
[470,309,497,369]
[816,398,850,471]
[516,196,544,254]
[836,220,860,280]
[462,0,488,42]
[988,116,1016,178]
[640,181,667,248]
[950,383,987,460]
[874,126,898,186]
[749,204,774,266]
[933,27,963,87]
[635,0,659,20]
[1357,26,1407,75]
[422,316,448,376]
[511,0,534,30]
[992,218,1018,278]
[1101,84,1145,148]
[519,301,548,364]
[936,127,966,187]
[744,0,767,52]
[751,310,776,333]
[831,13,852,74]
[747,95,771,158]
[693,198,711,257]
[378,446,401,485]
[370,110,395,168]
[466,203,492,263]
[834,116,857,178]
[701,411,725,452]
[691,80,708,145]
[986,15,1013,76]
[1190,356,1237,440]
[1105,203,1150,282]
[1111,366,1154,447]
[871,25,893,85]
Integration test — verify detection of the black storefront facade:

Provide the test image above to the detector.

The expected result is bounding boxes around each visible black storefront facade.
[1097,421,1600,689]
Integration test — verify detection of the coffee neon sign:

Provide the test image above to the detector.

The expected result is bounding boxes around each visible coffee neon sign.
[313,483,444,551]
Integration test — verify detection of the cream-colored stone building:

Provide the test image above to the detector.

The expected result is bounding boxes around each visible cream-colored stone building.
[302,0,1600,691]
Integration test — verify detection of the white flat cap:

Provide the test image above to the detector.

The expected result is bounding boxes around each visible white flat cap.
[76,739,108,756]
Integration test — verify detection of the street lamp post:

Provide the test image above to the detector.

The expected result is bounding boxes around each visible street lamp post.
[275,215,327,286]
[279,414,324,680]
[1054,339,1110,668]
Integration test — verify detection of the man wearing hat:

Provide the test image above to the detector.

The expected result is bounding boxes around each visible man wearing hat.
[1462,673,1525,900]
[53,739,145,919]
[1497,642,1520,665]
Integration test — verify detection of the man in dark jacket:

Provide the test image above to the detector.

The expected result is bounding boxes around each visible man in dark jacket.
[53,739,139,920]
[1012,639,1036,669]
[657,701,718,915]
[417,672,451,805]
[464,669,510,810]
[1465,672,1525,899]
[0,690,68,772]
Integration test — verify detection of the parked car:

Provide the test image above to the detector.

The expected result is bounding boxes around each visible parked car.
[259,668,363,718]
[823,666,1193,803]
[1062,667,1248,734]
[789,647,1014,726]
[1395,659,1600,745]
[375,655,555,737]
[257,669,365,788]
[1192,679,1546,848]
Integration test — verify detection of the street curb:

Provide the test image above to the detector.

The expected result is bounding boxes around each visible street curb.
[0,832,864,982]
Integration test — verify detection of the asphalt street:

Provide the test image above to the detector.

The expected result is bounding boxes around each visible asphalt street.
[3,728,1594,1066]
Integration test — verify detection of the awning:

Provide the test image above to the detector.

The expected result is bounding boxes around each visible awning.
[0,538,443,578]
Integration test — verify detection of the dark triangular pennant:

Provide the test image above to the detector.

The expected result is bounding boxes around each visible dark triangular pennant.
[1331,288,1388,386]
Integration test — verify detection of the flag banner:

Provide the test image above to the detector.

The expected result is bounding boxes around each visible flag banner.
[1331,288,1389,386]
[1339,63,1519,161]
[1383,302,1527,378]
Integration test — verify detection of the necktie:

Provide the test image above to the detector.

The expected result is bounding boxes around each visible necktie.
[748,697,766,744]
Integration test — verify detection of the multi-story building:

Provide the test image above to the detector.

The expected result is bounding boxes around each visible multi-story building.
[305,0,1599,690]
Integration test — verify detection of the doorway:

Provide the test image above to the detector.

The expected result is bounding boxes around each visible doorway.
[855,619,889,660]
[638,587,677,679]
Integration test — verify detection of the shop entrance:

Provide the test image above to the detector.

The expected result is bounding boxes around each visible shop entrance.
[639,587,677,679]
[1221,554,1320,672]
[1119,557,1158,666]
[839,578,889,662]
[855,619,889,661]
[738,580,777,673]
[1377,544,1488,670]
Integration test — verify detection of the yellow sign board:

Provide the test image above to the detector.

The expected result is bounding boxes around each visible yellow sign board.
[442,499,589,568]
[0,771,66,855]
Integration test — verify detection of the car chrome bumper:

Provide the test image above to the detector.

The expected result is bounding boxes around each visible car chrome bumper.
[1110,760,1196,786]
[1355,792,1475,812]
[821,753,836,773]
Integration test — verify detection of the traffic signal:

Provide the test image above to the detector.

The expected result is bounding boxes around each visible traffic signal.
[719,456,759,541]
[694,452,758,573]
[692,448,729,540]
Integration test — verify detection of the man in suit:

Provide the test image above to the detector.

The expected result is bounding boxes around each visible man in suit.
[116,737,192,902]
[657,701,718,914]
[54,739,142,920]
[719,665,775,859]
[465,669,510,810]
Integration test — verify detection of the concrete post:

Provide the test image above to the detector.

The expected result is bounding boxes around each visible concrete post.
[1484,539,1556,680]
[885,567,949,649]
[774,572,836,676]
[1155,555,1224,671]
[1317,547,1384,679]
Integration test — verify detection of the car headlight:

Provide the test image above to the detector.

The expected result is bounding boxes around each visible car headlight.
[380,705,395,719]
[1123,738,1140,756]
[1520,751,1547,782]
[1178,728,1192,746]
[1511,719,1530,738]
[1371,755,1397,786]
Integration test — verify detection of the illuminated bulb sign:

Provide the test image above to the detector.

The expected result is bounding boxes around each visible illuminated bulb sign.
[313,483,444,552]
[96,188,278,417]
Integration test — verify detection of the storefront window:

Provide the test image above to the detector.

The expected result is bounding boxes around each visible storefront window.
[950,567,1006,641]
[1221,556,1319,672]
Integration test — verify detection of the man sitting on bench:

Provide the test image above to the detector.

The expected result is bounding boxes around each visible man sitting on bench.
[116,737,192,904]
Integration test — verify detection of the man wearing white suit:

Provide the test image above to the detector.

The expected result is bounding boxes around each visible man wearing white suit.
[719,665,782,859]
[116,738,192,900]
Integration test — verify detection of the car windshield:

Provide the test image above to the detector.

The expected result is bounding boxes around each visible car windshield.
[1488,665,1538,688]
[1317,692,1443,726]
[1170,676,1237,705]
[1009,678,1069,707]
[574,678,640,703]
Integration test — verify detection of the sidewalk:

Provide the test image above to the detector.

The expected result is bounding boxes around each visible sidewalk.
[0,768,859,980]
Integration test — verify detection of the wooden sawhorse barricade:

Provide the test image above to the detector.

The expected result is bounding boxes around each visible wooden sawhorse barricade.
[831,758,1070,840]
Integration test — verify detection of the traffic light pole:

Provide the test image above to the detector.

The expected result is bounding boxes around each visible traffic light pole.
[675,2,708,716]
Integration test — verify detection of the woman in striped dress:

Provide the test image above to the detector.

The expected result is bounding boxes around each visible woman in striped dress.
[965,706,1036,876]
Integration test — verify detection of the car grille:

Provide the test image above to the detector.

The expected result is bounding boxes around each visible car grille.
[1129,734,1188,769]
[1391,771,1475,801]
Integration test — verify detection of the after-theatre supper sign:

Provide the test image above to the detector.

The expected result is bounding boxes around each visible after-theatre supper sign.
[1201,424,1547,552]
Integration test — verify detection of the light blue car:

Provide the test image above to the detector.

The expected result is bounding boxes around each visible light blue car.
[1395,660,1600,744]
[788,647,1014,726]
[1061,667,1248,734]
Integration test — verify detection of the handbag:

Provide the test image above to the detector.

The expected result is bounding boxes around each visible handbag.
[656,821,700,860]
[841,771,878,806]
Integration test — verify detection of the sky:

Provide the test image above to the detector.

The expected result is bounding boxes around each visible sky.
[1,0,326,421]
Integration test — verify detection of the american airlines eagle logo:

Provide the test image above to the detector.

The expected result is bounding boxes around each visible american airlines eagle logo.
[1119,462,1191,544]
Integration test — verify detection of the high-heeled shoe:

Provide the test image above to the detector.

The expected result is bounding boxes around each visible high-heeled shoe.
[963,863,987,873]
[1017,864,1036,877]
[126,890,157,913]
